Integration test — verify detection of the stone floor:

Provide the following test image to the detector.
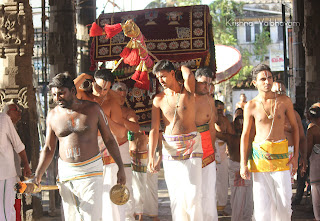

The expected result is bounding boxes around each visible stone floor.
[37,169,315,221]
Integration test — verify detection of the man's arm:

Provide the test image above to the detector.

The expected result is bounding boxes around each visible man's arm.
[226,117,235,134]
[285,99,299,174]
[148,97,161,173]
[97,106,126,185]
[208,97,217,152]
[240,102,254,180]
[181,65,195,93]
[74,73,93,89]
[123,109,140,133]
[34,112,58,184]
[154,131,163,171]
[108,102,127,139]
[18,150,32,177]
[294,111,308,175]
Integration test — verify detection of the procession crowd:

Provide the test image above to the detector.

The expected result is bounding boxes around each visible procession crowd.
[1,60,320,221]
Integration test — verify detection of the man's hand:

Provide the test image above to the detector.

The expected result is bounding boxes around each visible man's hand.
[287,155,299,176]
[147,157,158,174]
[299,157,308,177]
[117,167,126,185]
[240,164,251,180]
[33,174,42,186]
[23,164,32,178]
[154,155,162,172]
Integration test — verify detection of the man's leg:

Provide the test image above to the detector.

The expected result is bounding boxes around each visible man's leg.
[273,170,292,221]
[144,170,159,219]
[0,177,16,221]
[102,164,121,221]
[184,158,203,221]
[202,161,218,221]
[252,172,273,221]
[216,157,229,211]
[119,167,135,221]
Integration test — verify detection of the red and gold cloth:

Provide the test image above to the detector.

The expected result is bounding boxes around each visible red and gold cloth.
[197,123,215,168]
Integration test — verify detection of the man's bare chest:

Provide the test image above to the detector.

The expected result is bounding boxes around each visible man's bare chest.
[53,114,91,137]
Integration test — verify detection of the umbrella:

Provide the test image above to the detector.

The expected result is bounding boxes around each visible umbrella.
[215,44,242,84]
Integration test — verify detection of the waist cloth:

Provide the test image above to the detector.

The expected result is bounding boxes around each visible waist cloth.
[57,154,103,182]
[101,140,132,167]
[162,132,203,161]
[130,150,148,173]
[249,139,289,172]
[197,123,215,167]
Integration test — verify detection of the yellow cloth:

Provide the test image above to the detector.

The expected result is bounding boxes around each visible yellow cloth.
[249,139,290,172]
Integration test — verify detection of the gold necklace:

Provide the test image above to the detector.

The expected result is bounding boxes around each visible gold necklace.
[259,98,275,119]
[165,86,182,109]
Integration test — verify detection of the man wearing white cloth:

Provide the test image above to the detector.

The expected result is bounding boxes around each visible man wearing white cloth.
[194,67,218,221]
[34,72,126,221]
[217,115,253,221]
[149,60,203,221]
[240,64,299,221]
[0,112,32,221]
[215,100,234,213]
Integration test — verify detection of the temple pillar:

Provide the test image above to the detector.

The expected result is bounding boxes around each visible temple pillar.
[48,0,76,79]
[76,0,96,74]
[0,1,41,220]
[303,0,320,108]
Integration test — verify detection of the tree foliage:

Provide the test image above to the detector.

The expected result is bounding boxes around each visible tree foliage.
[208,0,243,46]
[253,30,271,62]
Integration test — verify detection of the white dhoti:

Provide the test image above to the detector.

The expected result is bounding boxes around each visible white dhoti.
[202,161,218,221]
[101,140,134,221]
[57,154,103,221]
[250,139,292,221]
[228,159,253,221]
[215,139,229,210]
[162,132,203,221]
[130,150,148,215]
[143,170,158,217]
[252,171,292,221]
[102,163,121,221]
[0,176,17,221]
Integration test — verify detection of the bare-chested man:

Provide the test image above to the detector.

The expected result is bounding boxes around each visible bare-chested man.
[74,69,129,221]
[215,99,234,213]
[149,60,203,221]
[34,72,125,221]
[272,81,308,176]
[112,82,140,221]
[216,115,254,221]
[240,64,299,221]
[194,67,218,221]
[236,93,247,109]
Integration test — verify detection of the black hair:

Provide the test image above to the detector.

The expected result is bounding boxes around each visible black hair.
[49,72,76,91]
[215,100,224,107]
[251,63,272,80]
[195,67,213,79]
[309,106,320,119]
[234,108,243,114]
[234,115,243,122]
[153,60,175,74]
[94,69,114,84]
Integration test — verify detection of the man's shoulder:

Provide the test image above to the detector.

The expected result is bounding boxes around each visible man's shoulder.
[0,112,9,121]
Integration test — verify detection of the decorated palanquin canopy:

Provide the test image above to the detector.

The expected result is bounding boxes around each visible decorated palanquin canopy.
[90,5,216,126]
[92,5,215,70]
